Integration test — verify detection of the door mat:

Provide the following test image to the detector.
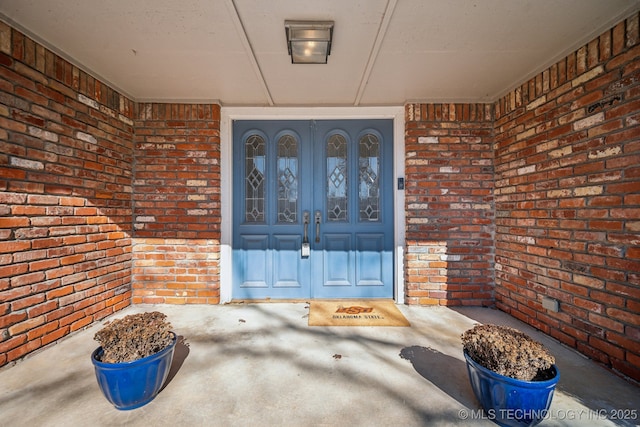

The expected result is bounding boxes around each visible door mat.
[308,300,410,327]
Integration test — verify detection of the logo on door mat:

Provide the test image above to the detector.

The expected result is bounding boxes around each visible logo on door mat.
[335,305,374,315]
[309,300,410,326]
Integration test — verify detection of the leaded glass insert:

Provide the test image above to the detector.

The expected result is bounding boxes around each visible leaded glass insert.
[277,134,298,223]
[326,133,348,221]
[245,134,265,222]
[359,133,380,221]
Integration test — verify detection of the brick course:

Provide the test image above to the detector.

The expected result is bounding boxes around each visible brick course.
[132,103,221,304]
[404,103,495,306]
[0,22,133,366]
[494,13,640,381]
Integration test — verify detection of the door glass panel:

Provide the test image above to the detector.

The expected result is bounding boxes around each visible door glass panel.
[277,134,298,223]
[358,133,380,222]
[326,133,348,222]
[245,134,265,222]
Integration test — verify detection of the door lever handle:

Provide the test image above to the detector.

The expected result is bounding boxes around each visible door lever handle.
[314,211,321,243]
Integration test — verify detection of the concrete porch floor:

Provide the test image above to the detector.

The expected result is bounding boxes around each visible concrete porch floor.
[1,303,638,427]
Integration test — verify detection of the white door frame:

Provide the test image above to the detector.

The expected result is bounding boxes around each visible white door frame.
[220,106,405,303]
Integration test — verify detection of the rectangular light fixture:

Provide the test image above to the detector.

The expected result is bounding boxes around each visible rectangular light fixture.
[285,20,334,64]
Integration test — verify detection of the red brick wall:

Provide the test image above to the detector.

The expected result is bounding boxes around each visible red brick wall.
[132,103,221,304]
[0,23,134,366]
[494,13,640,381]
[1,11,638,382]
[404,103,495,306]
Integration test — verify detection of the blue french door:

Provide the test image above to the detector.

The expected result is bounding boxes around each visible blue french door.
[232,119,394,299]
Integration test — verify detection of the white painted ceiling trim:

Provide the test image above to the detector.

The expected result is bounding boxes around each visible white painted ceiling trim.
[225,0,274,106]
[354,0,398,106]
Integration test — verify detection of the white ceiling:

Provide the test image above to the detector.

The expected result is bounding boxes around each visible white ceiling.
[1,0,639,106]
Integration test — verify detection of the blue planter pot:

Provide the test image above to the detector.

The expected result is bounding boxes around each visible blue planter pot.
[464,350,559,427]
[91,332,177,410]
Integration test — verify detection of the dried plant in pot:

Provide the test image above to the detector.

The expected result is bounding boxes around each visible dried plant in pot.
[91,311,176,410]
[461,324,560,427]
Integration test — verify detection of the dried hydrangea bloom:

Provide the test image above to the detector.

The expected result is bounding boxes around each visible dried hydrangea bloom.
[94,311,173,363]
[461,324,555,381]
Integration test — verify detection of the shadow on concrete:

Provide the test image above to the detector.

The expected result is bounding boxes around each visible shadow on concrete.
[181,302,454,424]
[400,345,478,410]
[4,303,637,426]
[161,334,190,392]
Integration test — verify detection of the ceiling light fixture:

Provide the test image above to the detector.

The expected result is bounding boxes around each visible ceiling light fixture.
[285,20,334,64]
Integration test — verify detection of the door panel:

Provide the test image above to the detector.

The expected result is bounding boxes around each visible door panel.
[273,234,306,288]
[322,234,352,287]
[238,235,269,288]
[356,234,386,287]
[312,120,393,298]
[233,119,393,299]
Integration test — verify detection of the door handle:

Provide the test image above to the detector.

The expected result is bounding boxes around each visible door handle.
[314,211,321,243]
[301,211,310,258]
[303,211,310,243]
